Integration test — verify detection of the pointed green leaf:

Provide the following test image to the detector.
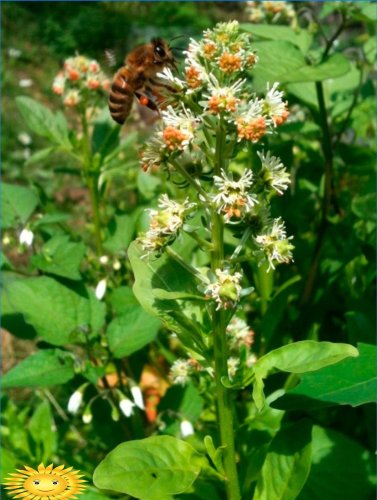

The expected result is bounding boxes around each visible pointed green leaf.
[107,309,160,357]
[2,349,75,389]
[16,96,71,148]
[254,420,312,500]
[3,276,105,345]
[241,23,312,53]
[255,341,358,379]
[128,241,206,353]
[32,234,85,280]
[1,183,38,229]
[298,426,375,500]
[93,436,203,499]
[272,343,376,410]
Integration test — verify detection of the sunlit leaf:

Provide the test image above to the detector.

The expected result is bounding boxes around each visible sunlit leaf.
[93,436,203,499]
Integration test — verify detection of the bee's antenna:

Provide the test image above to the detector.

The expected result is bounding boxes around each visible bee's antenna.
[170,34,185,42]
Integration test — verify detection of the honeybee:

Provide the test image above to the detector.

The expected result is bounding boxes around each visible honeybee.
[108,38,176,125]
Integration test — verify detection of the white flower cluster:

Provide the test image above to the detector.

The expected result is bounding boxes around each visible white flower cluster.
[145,21,289,175]
[205,268,243,310]
[213,169,258,223]
[169,358,193,385]
[255,217,294,271]
[52,55,110,108]
[138,194,196,257]
[226,316,255,351]
[257,150,291,195]
[245,1,296,25]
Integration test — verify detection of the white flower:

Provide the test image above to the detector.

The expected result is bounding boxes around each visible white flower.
[139,195,196,257]
[204,76,245,114]
[113,259,121,271]
[99,255,109,265]
[18,132,32,146]
[161,105,198,150]
[213,169,257,222]
[95,278,107,300]
[82,407,92,424]
[205,268,243,310]
[130,385,145,410]
[19,78,33,88]
[170,359,192,385]
[228,357,240,379]
[119,398,135,418]
[67,391,83,414]
[180,420,195,437]
[226,317,255,350]
[8,47,21,58]
[264,82,289,125]
[19,228,34,247]
[255,217,294,271]
[157,67,186,91]
[247,353,257,366]
[257,150,291,195]
[64,89,81,107]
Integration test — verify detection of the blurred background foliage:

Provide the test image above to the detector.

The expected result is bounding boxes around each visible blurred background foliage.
[1,2,376,499]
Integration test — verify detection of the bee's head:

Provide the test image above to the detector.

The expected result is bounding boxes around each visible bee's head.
[151,38,175,68]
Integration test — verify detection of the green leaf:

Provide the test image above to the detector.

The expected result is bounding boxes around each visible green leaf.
[93,436,203,499]
[252,341,358,410]
[32,235,85,280]
[2,349,75,389]
[25,147,57,166]
[137,170,162,200]
[204,436,225,476]
[298,426,375,500]
[16,97,71,148]
[286,53,350,83]
[128,241,207,354]
[1,183,38,229]
[240,23,312,54]
[28,400,57,462]
[255,341,358,378]
[3,276,106,345]
[251,41,350,92]
[251,41,306,92]
[104,214,135,253]
[254,420,312,500]
[272,343,376,410]
[92,107,120,157]
[107,309,160,358]
[158,384,204,434]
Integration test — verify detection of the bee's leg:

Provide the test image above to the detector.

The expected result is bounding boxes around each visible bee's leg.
[135,92,159,112]
[148,78,177,94]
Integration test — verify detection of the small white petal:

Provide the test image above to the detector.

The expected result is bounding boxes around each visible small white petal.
[67,391,82,414]
[95,278,107,300]
[19,78,33,88]
[82,412,92,424]
[19,228,34,247]
[131,386,145,410]
[99,255,109,265]
[119,398,135,417]
[180,420,194,437]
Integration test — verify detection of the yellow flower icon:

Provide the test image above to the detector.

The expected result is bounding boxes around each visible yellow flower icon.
[4,463,86,499]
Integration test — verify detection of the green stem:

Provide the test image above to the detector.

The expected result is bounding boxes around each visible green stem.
[301,81,333,305]
[165,246,207,284]
[185,229,213,250]
[81,111,103,256]
[211,118,241,500]
[170,158,210,202]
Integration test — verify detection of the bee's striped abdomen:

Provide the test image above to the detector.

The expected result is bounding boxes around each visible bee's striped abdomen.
[108,67,139,125]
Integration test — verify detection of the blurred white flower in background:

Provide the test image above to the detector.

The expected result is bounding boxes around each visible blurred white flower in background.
[19,228,34,247]
[95,278,107,300]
